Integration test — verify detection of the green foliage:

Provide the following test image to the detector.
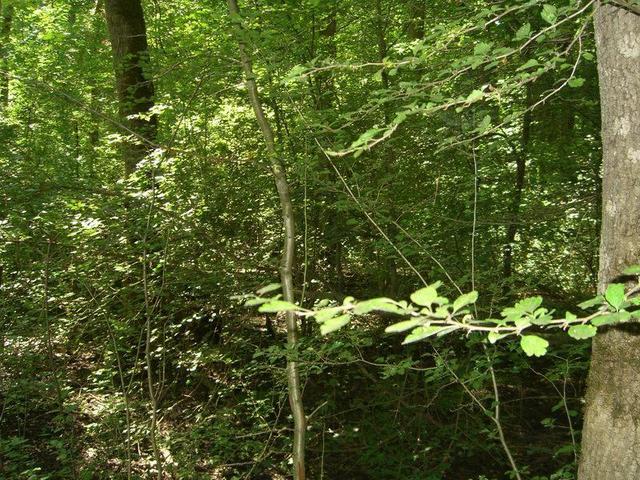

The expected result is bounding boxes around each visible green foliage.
[250,268,640,358]
[521,335,550,357]
[0,0,605,477]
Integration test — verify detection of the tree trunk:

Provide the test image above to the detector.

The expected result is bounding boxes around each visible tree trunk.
[502,84,532,287]
[104,0,156,176]
[375,0,401,296]
[578,4,640,479]
[314,8,346,293]
[227,1,307,479]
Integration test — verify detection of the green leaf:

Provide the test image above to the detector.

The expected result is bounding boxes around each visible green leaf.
[514,23,531,41]
[385,319,424,333]
[245,297,269,307]
[623,265,640,275]
[530,308,553,326]
[567,77,585,88]
[568,324,597,340]
[517,297,543,313]
[477,115,492,133]
[488,331,508,344]
[432,306,450,318]
[453,291,478,312]
[354,297,403,315]
[474,42,492,56]
[605,283,625,310]
[592,310,631,326]
[284,65,307,83]
[256,283,281,295]
[342,296,354,305]
[541,4,558,24]
[520,335,549,357]
[320,315,351,335]
[314,307,343,323]
[466,89,484,104]
[410,286,438,307]
[502,296,543,319]
[517,58,539,71]
[578,295,604,310]
[258,300,299,313]
[352,128,384,148]
[402,326,445,344]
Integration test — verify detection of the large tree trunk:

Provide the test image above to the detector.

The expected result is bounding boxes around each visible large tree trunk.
[578,4,640,479]
[227,1,307,478]
[104,0,156,176]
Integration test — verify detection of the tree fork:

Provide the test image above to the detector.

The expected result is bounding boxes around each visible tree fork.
[227,1,307,478]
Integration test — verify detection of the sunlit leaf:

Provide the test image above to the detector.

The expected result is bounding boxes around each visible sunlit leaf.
[568,324,597,340]
[520,335,549,357]
[605,283,625,310]
[385,319,424,333]
[453,291,478,312]
[320,315,351,335]
[410,286,438,307]
[256,283,281,295]
[258,300,299,313]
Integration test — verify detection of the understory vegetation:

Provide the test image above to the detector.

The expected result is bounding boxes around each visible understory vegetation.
[0,0,635,479]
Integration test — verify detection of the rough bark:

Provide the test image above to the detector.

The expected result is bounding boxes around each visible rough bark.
[227,1,307,478]
[578,4,640,479]
[104,0,156,176]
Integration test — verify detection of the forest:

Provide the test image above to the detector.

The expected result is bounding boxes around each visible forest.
[1,0,640,479]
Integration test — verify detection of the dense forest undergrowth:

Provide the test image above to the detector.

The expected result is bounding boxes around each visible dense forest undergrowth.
[1,0,639,479]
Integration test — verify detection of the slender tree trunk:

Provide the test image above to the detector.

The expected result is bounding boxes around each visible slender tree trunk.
[104,0,156,176]
[314,8,346,292]
[502,85,532,286]
[578,4,640,479]
[88,2,105,164]
[0,1,13,108]
[227,1,307,478]
[375,0,400,296]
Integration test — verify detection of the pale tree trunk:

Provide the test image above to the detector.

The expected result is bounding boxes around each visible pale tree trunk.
[104,0,156,176]
[227,1,307,479]
[578,4,640,479]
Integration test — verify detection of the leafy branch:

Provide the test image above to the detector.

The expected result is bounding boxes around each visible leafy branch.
[239,266,640,358]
